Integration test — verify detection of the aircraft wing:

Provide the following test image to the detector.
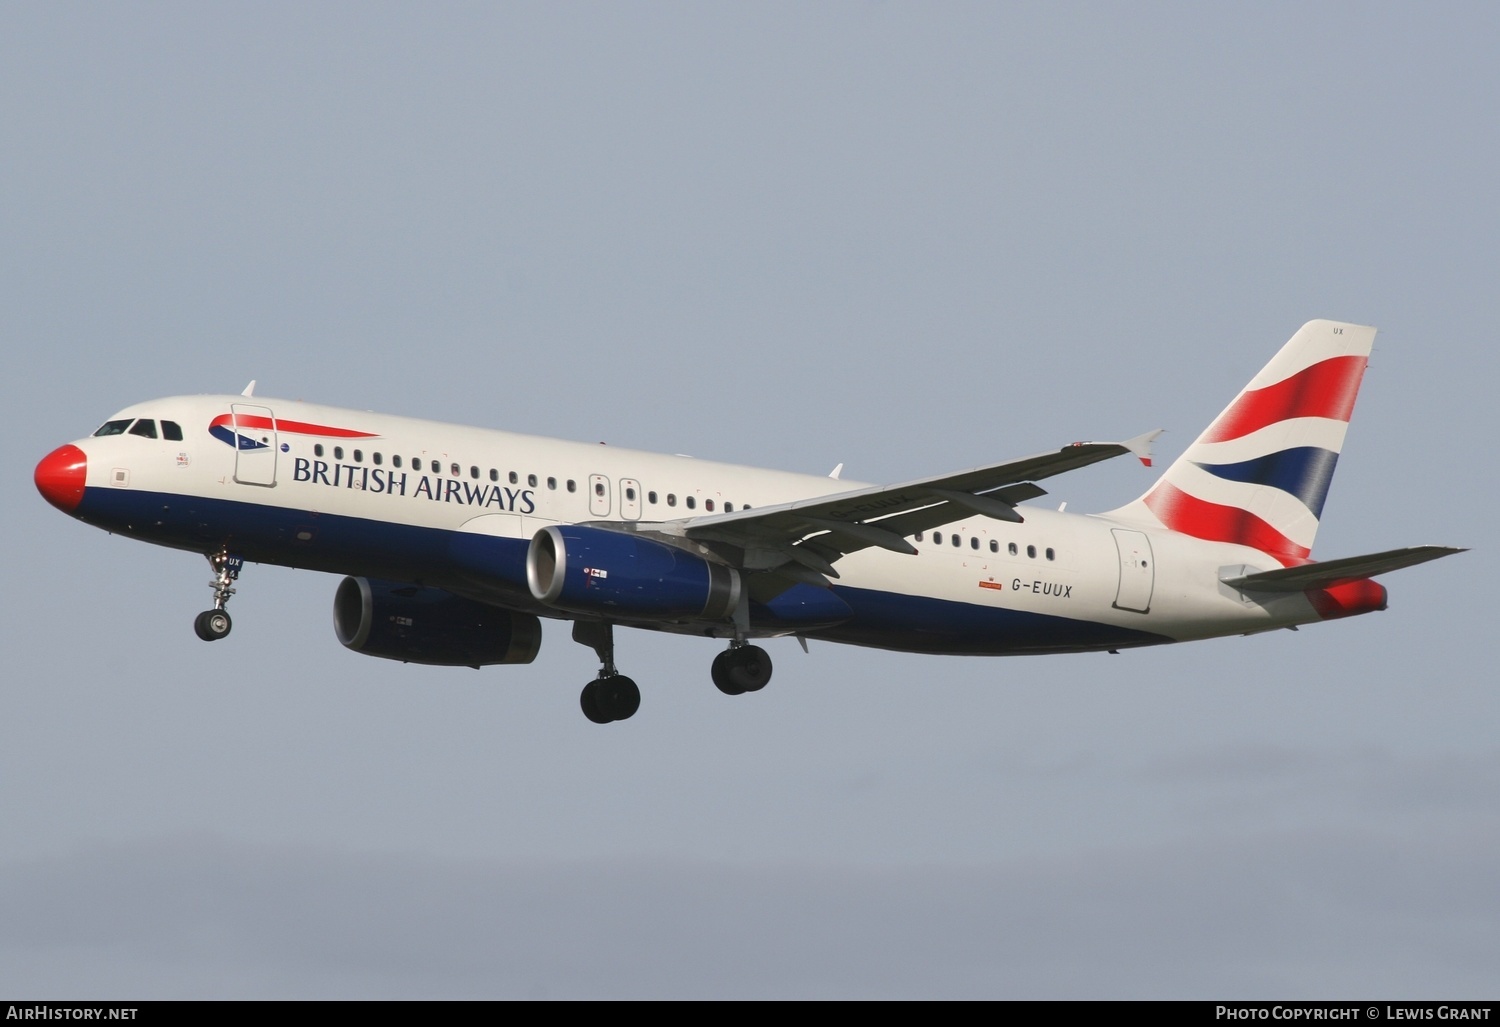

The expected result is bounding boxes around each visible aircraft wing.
[673,430,1162,580]
[1221,545,1467,592]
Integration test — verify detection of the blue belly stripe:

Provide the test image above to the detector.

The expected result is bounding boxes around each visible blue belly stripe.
[74,486,1171,655]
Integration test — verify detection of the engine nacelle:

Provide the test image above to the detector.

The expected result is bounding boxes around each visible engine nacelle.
[333,576,542,667]
[526,524,740,621]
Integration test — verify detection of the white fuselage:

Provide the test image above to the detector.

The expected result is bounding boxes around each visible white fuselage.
[55,393,1339,656]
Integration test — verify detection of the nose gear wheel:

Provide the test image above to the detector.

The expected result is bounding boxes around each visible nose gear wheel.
[194,549,242,642]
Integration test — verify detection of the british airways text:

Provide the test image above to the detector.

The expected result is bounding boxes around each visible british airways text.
[292,458,536,512]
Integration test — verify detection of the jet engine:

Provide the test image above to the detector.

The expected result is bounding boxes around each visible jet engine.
[526,524,740,621]
[333,576,542,667]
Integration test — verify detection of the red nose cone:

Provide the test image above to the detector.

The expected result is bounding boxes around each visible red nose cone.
[35,444,87,513]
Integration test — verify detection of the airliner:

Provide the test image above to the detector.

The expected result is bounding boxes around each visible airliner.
[34,319,1461,723]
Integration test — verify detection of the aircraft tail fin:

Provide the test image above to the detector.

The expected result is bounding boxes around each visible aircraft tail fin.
[1107,319,1376,565]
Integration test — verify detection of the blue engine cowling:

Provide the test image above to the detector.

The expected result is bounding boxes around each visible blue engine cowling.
[334,577,542,667]
[526,525,740,621]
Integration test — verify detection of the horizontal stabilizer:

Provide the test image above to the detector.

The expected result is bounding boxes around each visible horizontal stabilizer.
[1222,545,1466,592]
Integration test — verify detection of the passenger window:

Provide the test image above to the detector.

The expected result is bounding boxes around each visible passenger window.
[393,455,402,468]
[334,447,344,460]
[724,502,733,512]
[373,452,382,465]
[489,469,498,481]
[567,480,577,493]
[667,494,677,507]
[1046,548,1056,561]
[1009,542,1018,556]
[648,491,658,504]
[594,481,605,497]
[971,537,979,550]
[704,498,713,511]
[549,477,558,490]
[916,532,924,541]
[509,471,518,484]
[470,466,479,479]
[353,450,363,463]
[161,421,183,441]
[952,535,961,547]
[314,444,325,457]
[529,474,538,487]
[626,486,637,501]
[1027,545,1037,558]
[686,496,696,509]
[93,419,132,436]
[990,540,998,553]
[450,463,460,476]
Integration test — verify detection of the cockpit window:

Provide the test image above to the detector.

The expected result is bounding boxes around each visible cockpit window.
[162,420,183,441]
[128,419,158,439]
[93,419,132,436]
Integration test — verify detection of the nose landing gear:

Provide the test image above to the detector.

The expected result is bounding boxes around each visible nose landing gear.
[193,550,242,642]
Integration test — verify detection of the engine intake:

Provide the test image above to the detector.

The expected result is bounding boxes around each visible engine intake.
[333,577,542,667]
[526,525,740,622]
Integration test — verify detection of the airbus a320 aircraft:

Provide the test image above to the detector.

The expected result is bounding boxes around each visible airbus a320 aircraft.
[35,320,1461,723]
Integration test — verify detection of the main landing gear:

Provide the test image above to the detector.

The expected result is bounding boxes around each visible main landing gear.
[711,643,772,696]
[568,623,775,723]
[572,621,640,724]
[193,550,242,642]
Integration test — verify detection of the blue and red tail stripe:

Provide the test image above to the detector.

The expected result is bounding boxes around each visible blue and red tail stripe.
[1142,481,1311,565]
[1200,355,1366,444]
[1192,446,1341,518]
[1109,320,1376,566]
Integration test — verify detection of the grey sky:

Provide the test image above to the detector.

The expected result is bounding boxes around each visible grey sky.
[1,2,1494,998]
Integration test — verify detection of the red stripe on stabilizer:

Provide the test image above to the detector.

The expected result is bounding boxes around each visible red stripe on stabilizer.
[1143,481,1310,565]
[1307,578,1387,620]
[1201,355,1367,443]
[210,414,378,438]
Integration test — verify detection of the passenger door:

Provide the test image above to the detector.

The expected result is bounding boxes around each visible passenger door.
[231,404,278,487]
[1111,528,1154,613]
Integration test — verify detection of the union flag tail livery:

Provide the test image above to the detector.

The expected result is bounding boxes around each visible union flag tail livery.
[34,318,1463,724]
[1113,319,1374,566]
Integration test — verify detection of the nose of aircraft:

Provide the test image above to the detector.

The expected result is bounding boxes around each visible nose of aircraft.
[35,444,87,513]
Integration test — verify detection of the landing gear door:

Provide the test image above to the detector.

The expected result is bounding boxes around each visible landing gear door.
[231,403,278,487]
[619,478,642,522]
[1111,528,1154,613]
